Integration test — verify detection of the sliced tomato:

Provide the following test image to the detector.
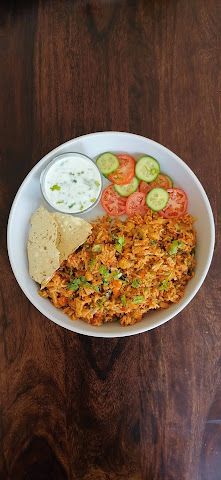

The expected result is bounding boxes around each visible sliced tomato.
[153,174,173,189]
[126,192,148,216]
[101,185,126,216]
[139,180,152,195]
[108,154,135,185]
[159,188,187,218]
[139,174,172,196]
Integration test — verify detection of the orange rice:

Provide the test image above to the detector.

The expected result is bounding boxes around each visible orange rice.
[40,212,196,326]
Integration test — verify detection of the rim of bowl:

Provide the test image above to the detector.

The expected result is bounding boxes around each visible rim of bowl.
[40,151,103,214]
[7,131,215,337]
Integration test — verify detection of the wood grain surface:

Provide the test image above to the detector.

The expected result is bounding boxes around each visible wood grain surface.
[0,1,220,479]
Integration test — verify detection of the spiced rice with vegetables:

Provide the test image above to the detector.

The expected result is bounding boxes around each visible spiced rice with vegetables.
[40,212,196,326]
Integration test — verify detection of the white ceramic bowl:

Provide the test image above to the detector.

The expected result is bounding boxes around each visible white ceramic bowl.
[7,132,215,337]
[40,152,102,214]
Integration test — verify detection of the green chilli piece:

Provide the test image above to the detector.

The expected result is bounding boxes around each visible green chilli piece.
[146,187,169,212]
[114,177,139,197]
[135,156,160,182]
[96,152,119,176]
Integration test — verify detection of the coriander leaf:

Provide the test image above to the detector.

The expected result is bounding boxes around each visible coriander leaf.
[131,279,140,288]
[121,295,127,306]
[79,276,86,282]
[99,265,110,282]
[99,266,109,276]
[133,295,144,304]
[68,276,94,291]
[159,280,169,291]
[93,285,100,292]
[50,184,61,191]
[169,240,184,255]
[67,278,81,291]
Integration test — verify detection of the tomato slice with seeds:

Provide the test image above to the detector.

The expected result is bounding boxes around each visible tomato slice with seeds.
[108,154,135,185]
[153,174,173,189]
[139,174,173,196]
[101,185,127,216]
[139,181,152,195]
[159,188,187,218]
[126,192,148,216]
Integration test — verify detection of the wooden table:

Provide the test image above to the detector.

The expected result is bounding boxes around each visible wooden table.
[0,1,220,479]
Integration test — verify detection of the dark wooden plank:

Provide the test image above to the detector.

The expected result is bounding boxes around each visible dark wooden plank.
[0,0,221,479]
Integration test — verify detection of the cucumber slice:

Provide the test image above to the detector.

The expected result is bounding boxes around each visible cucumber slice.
[96,152,119,176]
[146,187,169,211]
[114,177,139,197]
[135,156,160,182]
